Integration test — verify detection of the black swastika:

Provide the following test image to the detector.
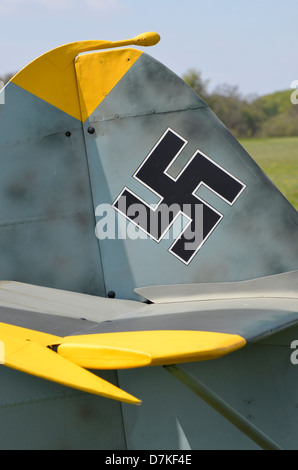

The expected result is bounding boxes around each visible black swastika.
[113,128,245,264]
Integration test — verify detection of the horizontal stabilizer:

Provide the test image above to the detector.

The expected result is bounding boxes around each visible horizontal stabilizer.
[0,279,297,403]
[56,330,246,367]
[57,341,152,369]
[1,332,140,405]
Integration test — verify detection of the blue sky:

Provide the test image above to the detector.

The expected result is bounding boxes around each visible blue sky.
[1,0,297,97]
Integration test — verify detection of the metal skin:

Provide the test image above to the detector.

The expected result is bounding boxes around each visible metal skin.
[0,32,297,449]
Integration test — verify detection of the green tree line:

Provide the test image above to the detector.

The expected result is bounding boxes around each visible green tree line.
[182,69,298,139]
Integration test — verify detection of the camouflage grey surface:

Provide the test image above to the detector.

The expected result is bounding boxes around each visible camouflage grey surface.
[0,48,297,450]
[84,53,298,300]
[0,53,297,302]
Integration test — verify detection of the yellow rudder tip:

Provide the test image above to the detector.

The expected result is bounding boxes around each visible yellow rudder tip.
[133,32,160,47]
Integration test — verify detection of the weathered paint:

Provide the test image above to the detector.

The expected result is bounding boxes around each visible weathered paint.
[0,82,105,296]
[0,34,297,450]
[0,367,126,450]
[75,49,143,122]
[84,52,298,300]
[119,327,298,450]
[11,32,159,121]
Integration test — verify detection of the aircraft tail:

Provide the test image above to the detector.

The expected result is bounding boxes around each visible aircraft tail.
[0,33,297,300]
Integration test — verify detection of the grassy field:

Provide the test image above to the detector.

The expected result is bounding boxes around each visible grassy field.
[239,136,298,210]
